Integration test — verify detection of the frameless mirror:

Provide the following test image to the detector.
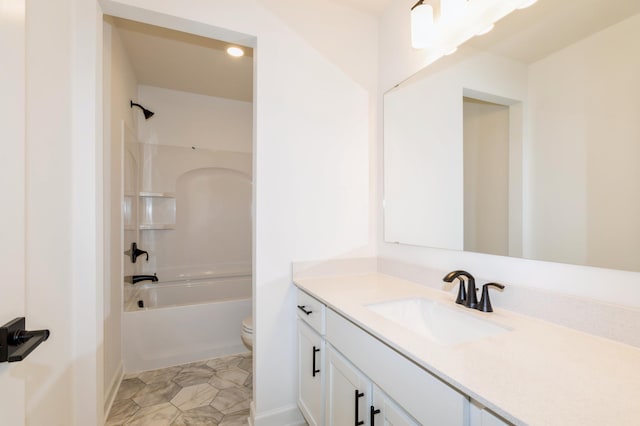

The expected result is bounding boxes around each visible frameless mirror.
[384,0,640,272]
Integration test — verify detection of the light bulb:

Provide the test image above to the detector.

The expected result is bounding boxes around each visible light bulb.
[227,46,244,57]
[411,2,435,49]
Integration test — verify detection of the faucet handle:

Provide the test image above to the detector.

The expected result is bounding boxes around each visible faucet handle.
[454,277,467,305]
[477,283,505,313]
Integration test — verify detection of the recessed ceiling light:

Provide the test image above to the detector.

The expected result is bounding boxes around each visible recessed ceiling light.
[227,46,244,57]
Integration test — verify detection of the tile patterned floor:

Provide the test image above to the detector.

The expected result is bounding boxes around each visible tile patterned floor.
[107,353,253,425]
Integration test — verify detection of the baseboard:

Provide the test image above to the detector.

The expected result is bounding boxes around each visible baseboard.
[251,402,306,426]
[104,362,124,421]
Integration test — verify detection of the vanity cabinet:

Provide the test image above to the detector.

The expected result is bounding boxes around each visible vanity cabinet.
[298,320,324,426]
[296,289,468,425]
[326,309,467,425]
[469,402,510,426]
[326,346,419,426]
[297,290,327,426]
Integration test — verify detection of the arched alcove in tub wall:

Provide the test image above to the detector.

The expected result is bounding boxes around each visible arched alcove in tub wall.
[135,145,253,281]
[172,166,252,279]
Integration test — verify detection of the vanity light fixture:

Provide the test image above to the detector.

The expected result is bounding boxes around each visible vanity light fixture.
[440,0,467,22]
[226,46,244,57]
[411,0,435,49]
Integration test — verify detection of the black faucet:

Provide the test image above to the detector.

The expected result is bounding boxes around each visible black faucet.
[442,270,478,309]
[477,283,505,312]
[127,242,149,264]
[130,274,158,284]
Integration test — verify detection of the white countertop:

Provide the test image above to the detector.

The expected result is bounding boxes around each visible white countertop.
[294,273,640,426]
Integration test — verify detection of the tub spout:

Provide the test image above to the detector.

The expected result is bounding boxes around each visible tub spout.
[128,274,159,284]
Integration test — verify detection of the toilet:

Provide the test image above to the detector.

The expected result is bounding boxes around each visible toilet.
[241,316,253,350]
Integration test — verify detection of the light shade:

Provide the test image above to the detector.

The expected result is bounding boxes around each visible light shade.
[411,2,435,49]
[440,0,466,21]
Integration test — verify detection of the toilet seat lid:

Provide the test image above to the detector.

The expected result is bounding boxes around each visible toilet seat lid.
[242,316,253,332]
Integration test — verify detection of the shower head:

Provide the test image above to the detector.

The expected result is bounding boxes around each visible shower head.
[130,101,155,119]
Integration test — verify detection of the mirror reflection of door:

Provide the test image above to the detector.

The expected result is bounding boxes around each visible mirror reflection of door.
[463,97,509,256]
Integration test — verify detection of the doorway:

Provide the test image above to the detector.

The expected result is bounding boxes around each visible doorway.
[102,15,255,422]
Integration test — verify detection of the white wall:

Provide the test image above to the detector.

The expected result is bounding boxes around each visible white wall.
[526,14,640,271]
[0,0,26,423]
[379,1,640,314]
[103,18,139,410]
[101,0,377,423]
[463,99,510,256]
[383,48,528,251]
[137,85,253,152]
[24,0,103,423]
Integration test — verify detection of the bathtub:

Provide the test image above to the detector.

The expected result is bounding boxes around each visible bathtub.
[122,275,251,372]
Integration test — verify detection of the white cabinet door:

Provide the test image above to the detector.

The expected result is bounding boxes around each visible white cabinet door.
[469,401,511,426]
[298,320,324,426]
[371,385,420,426]
[326,345,371,426]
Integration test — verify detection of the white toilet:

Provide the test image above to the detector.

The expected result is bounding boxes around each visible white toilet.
[241,316,253,350]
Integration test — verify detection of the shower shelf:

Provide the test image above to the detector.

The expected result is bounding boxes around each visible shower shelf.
[139,192,175,198]
[139,224,175,230]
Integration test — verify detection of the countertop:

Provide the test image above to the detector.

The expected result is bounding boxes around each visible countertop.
[294,273,640,426]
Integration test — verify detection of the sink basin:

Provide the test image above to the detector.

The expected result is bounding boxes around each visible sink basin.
[366,298,510,345]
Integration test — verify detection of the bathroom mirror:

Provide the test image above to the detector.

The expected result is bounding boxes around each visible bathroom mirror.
[384,0,640,272]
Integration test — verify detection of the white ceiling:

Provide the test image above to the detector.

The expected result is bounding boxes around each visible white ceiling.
[467,0,640,64]
[334,0,394,15]
[111,0,640,102]
[109,0,394,103]
[110,17,253,102]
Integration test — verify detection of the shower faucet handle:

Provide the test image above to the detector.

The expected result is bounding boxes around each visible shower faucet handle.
[127,242,149,263]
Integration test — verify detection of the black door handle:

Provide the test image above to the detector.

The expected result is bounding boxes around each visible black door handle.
[0,317,50,363]
[297,305,312,315]
[312,346,320,377]
[370,405,381,426]
[354,390,364,426]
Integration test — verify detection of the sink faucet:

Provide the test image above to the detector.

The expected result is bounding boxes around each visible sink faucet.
[442,270,478,309]
[129,274,159,284]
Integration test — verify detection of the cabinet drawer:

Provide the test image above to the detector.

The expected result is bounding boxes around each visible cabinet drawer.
[297,289,326,335]
[326,309,467,426]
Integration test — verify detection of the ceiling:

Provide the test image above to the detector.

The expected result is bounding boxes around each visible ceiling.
[110,0,639,101]
[334,0,394,15]
[467,0,640,64]
[108,0,394,102]
[109,17,253,102]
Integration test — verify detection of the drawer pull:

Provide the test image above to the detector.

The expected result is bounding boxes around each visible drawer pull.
[297,305,313,315]
[355,390,364,426]
[312,346,320,377]
[370,405,381,426]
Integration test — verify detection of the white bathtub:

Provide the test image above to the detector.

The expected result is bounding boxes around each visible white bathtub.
[123,276,252,372]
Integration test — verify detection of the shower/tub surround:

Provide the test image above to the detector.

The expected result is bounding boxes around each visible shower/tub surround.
[123,139,252,371]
